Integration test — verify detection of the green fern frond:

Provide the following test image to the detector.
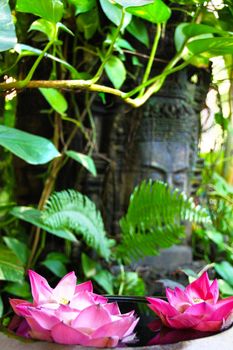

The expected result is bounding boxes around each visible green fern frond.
[116,180,210,263]
[42,190,112,260]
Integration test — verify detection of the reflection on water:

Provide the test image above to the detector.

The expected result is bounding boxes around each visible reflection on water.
[115,298,220,347]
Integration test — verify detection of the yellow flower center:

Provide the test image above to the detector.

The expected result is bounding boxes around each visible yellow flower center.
[59,297,69,305]
[193,297,203,304]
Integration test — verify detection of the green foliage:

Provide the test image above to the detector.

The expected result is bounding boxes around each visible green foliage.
[126,17,149,47]
[39,88,68,115]
[65,151,97,176]
[11,207,77,242]
[0,246,24,282]
[16,0,64,23]
[82,253,114,294]
[99,0,132,29]
[4,281,31,298]
[42,190,113,260]
[0,0,17,52]
[3,237,29,265]
[0,125,60,165]
[104,56,126,88]
[127,0,171,24]
[117,181,210,262]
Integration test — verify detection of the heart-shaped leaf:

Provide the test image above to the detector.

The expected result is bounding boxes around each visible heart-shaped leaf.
[99,0,132,29]
[0,125,60,164]
[105,56,126,88]
[39,88,68,115]
[127,0,171,24]
[0,0,17,52]
[66,151,97,176]
[114,0,153,8]
[16,0,64,23]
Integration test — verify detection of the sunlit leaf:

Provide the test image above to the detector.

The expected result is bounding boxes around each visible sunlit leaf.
[0,246,24,282]
[39,88,68,115]
[105,56,126,88]
[29,19,56,41]
[0,296,3,317]
[127,0,171,24]
[175,23,228,51]
[99,0,132,29]
[114,0,153,7]
[187,37,233,57]
[66,151,97,176]
[215,261,233,287]
[3,237,29,265]
[11,206,77,242]
[0,125,60,165]
[68,0,96,15]
[0,0,17,52]
[16,0,64,23]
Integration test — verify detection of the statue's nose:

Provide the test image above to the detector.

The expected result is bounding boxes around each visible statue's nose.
[166,173,173,187]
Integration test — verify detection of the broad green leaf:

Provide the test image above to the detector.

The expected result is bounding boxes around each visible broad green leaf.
[218,279,233,296]
[16,0,64,23]
[46,252,69,263]
[182,23,228,38]
[39,88,68,115]
[105,56,126,89]
[68,0,96,14]
[187,37,233,57]
[127,0,171,24]
[57,22,74,36]
[0,296,3,317]
[29,19,57,41]
[117,271,145,295]
[114,0,153,7]
[81,253,97,278]
[81,253,114,293]
[0,246,24,282]
[41,259,67,277]
[0,125,60,165]
[175,23,228,51]
[4,281,31,298]
[76,7,99,40]
[215,261,233,287]
[127,17,149,47]
[93,270,114,294]
[3,237,29,265]
[66,151,97,176]
[11,206,77,242]
[0,0,17,52]
[99,0,132,29]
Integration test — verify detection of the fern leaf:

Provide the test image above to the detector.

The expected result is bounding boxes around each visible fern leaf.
[42,190,112,260]
[116,180,210,263]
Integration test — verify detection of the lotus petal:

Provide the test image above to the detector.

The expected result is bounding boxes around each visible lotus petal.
[28,270,52,305]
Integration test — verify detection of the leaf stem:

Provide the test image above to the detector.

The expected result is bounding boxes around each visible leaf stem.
[21,41,54,87]
[91,9,126,83]
[139,23,161,97]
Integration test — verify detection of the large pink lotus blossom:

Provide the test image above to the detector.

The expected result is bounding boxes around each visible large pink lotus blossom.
[10,270,138,347]
[147,272,233,332]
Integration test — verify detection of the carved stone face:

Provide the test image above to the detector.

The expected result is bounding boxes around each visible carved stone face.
[138,141,190,193]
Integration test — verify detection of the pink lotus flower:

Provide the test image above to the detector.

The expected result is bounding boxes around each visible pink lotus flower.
[147,272,233,332]
[10,270,138,347]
